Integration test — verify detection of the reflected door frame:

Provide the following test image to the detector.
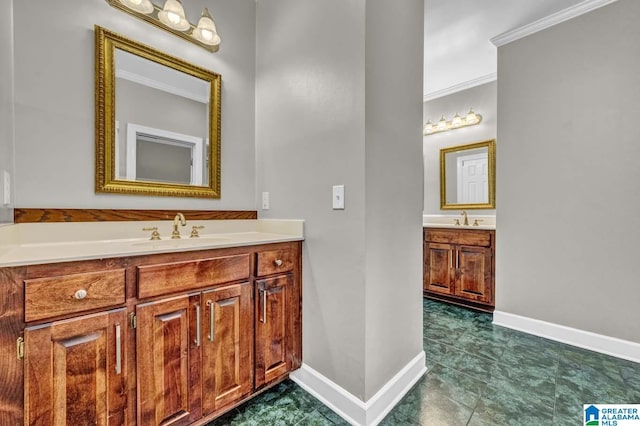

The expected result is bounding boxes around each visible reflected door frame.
[125,123,204,185]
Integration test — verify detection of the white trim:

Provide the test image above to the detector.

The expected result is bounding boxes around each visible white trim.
[290,351,427,426]
[116,69,209,104]
[493,311,640,364]
[423,73,496,103]
[491,0,619,47]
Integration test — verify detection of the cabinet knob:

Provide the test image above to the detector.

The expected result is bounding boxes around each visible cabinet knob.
[74,289,88,300]
[274,259,283,267]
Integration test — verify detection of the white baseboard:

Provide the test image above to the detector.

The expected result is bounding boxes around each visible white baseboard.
[493,310,640,363]
[290,351,427,426]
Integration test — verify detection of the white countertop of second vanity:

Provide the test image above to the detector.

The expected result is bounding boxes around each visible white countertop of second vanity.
[0,219,304,267]
[423,214,496,230]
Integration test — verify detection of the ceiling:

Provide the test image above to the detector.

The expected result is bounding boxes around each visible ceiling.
[424,0,585,100]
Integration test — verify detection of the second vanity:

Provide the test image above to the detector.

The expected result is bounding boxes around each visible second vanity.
[423,214,495,312]
[0,217,303,425]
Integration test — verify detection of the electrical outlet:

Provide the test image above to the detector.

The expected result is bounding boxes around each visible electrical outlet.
[261,192,269,210]
[332,185,344,209]
[2,170,10,206]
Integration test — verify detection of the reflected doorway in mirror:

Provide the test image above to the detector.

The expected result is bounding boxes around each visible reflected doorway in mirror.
[119,123,205,186]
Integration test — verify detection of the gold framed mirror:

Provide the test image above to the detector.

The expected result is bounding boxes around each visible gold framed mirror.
[440,139,495,210]
[95,26,221,198]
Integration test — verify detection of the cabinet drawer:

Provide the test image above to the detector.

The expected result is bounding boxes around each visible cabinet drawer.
[138,254,250,299]
[256,249,294,277]
[24,269,125,322]
[425,229,492,247]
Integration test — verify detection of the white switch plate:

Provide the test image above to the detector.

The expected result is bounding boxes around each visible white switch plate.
[261,191,270,210]
[2,170,9,206]
[332,185,345,209]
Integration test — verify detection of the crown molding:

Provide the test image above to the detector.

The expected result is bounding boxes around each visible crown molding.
[423,73,496,103]
[491,0,619,47]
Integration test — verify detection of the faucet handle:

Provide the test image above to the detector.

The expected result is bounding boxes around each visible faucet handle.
[190,226,205,238]
[453,219,461,226]
[142,227,161,240]
[473,219,484,226]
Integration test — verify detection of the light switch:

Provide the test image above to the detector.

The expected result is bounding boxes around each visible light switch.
[332,185,345,209]
[2,170,9,206]
[261,191,269,210]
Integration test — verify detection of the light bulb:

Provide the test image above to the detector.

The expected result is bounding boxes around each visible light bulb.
[158,0,190,31]
[423,120,434,134]
[119,0,154,14]
[466,109,478,125]
[200,29,213,41]
[451,113,462,128]
[193,8,221,46]
[437,116,447,131]
[167,11,180,24]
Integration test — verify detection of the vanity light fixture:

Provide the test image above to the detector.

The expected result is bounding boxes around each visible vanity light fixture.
[107,0,222,52]
[423,108,482,136]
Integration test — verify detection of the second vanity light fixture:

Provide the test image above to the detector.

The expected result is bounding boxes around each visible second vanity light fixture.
[107,0,221,52]
[423,108,482,136]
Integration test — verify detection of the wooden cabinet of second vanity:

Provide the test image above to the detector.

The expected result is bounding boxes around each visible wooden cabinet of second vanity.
[424,227,495,311]
[0,241,302,426]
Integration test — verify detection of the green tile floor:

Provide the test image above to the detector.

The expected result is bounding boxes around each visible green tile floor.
[209,298,639,425]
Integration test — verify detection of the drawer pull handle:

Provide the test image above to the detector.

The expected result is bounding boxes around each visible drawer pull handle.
[260,289,267,323]
[207,300,214,342]
[115,324,122,375]
[74,289,88,300]
[195,305,201,347]
[274,259,283,267]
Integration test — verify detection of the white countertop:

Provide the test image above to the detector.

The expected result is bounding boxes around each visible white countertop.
[423,214,496,230]
[0,219,304,267]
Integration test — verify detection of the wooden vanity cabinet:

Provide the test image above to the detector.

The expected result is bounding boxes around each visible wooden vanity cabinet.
[0,241,301,426]
[136,293,202,425]
[424,228,495,311]
[254,248,300,389]
[24,308,128,425]
[19,263,128,425]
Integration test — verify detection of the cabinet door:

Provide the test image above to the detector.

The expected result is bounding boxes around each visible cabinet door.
[24,309,127,426]
[455,245,492,303]
[425,243,455,295]
[201,282,253,415]
[137,294,202,426]
[255,274,293,388]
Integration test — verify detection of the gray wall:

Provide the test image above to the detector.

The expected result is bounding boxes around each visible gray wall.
[256,0,423,400]
[363,0,424,400]
[0,0,14,223]
[423,81,496,215]
[496,0,640,343]
[12,0,255,209]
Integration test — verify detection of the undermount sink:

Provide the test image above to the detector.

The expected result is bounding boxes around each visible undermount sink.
[132,236,231,248]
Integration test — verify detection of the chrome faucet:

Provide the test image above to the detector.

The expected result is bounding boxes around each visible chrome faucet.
[171,213,187,239]
[461,211,469,226]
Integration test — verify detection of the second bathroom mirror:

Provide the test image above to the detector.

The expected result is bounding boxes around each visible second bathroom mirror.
[440,139,495,210]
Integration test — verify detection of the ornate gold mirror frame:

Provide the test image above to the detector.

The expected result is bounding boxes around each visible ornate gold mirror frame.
[440,139,496,210]
[95,25,222,198]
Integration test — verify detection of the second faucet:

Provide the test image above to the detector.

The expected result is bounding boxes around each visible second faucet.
[172,213,187,239]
